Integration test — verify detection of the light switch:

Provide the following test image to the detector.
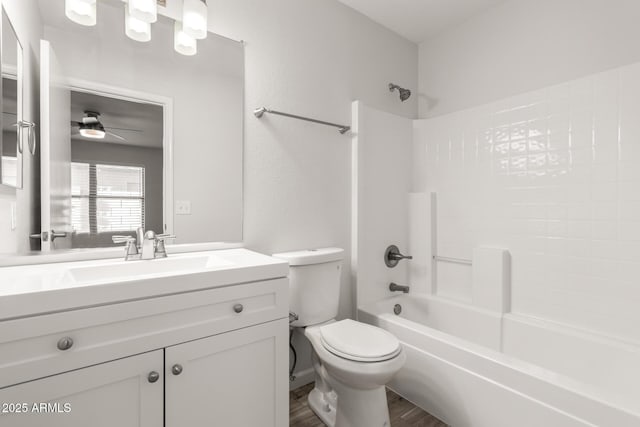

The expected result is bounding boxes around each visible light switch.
[175,200,192,215]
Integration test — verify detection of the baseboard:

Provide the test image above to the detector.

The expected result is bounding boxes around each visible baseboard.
[289,367,314,390]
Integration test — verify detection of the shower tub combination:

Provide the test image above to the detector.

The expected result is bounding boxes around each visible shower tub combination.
[359,294,640,427]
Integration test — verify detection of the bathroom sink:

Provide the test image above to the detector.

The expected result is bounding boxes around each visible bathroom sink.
[67,254,228,284]
[0,248,289,321]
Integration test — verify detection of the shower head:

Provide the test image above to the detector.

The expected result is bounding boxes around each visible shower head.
[389,83,411,102]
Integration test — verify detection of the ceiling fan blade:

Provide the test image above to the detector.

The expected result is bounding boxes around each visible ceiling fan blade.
[70,121,82,127]
[104,126,143,133]
[106,131,127,141]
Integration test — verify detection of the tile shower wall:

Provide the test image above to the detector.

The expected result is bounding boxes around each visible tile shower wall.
[414,61,640,344]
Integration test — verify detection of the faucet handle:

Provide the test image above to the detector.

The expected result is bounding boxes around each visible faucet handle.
[156,234,176,241]
[112,235,135,244]
[384,245,412,268]
[155,234,176,258]
[112,236,139,259]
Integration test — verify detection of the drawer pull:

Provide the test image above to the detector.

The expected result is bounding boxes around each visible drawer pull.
[171,364,183,376]
[148,371,160,383]
[56,337,74,351]
[233,303,244,313]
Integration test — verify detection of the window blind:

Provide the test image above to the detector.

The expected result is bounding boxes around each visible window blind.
[71,162,145,234]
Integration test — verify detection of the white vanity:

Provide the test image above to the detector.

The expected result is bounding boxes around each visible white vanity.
[0,249,289,426]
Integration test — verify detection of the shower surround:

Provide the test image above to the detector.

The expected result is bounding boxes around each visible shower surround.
[352,59,640,426]
[413,61,640,343]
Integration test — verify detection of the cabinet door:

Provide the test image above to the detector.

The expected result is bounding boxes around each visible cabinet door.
[165,319,289,427]
[0,350,163,427]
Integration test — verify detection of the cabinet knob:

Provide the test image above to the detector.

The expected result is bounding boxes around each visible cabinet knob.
[57,337,74,351]
[171,364,183,375]
[233,303,244,313]
[147,371,160,383]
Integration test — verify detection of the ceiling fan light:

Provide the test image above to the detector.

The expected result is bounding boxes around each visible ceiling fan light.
[65,0,97,27]
[125,7,151,42]
[128,0,157,24]
[182,0,207,40]
[79,128,106,139]
[174,21,197,56]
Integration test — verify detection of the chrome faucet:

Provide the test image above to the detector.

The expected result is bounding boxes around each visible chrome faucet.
[113,227,176,261]
[140,229,157,260]
[389,282,410,293]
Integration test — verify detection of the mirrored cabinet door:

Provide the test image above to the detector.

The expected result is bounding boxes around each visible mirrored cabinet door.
[1,6,24,189]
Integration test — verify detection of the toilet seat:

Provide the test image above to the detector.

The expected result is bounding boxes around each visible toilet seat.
[319,319,401,362]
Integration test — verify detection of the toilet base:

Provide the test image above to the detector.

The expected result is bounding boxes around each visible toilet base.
[307,382,390,427]
[331,379,390,427]
[308,387,337,426]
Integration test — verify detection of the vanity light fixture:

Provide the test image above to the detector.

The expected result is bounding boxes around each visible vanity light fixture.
[182,0,208,40]
[64,0,207,56]
[125,6,152,42]
[174,21,197,56]
[65,0,97,27]
[128,0,157,24]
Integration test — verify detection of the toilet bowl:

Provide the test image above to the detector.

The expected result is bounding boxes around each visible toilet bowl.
[272,248,405,427]
[304,320,406,427]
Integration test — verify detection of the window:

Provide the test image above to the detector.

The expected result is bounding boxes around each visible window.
[71,162,145,234]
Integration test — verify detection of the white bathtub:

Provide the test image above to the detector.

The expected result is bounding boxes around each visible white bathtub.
[359,294,640,427]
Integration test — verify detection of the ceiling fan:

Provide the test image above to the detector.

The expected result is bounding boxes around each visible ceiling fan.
[71,111,140,141]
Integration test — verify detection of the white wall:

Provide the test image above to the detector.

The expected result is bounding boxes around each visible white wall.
[0,0,42,255]
[418,0,640,118]
[208,0,418,383]
[414,61,640,344]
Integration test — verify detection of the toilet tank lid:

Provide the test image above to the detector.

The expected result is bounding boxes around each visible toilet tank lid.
[272,247,344,266]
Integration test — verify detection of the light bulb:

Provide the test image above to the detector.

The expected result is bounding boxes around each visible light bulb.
[128,0,157,24]
[79,128,105,139]
[182,0,207,40]
[174,21,197,56]
[125,6,151,42]
[65,0,97,27]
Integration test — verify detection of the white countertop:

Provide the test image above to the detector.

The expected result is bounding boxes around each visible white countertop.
[0,241,243,267]
[0,248,289,321]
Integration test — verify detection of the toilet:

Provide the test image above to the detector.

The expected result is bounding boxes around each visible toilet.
[273,248,405,427]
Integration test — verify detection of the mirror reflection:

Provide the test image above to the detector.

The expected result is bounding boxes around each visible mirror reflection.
[69,91,164,248]
[1,7,22,189]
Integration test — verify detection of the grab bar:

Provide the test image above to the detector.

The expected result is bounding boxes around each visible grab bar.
[432,255,472,266]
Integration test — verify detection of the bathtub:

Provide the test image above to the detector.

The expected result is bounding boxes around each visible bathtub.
[358,294,640,427]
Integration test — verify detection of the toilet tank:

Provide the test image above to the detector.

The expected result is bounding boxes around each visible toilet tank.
[273,248,344,328]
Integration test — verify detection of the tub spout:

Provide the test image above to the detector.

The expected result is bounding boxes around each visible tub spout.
[389,282,410,293]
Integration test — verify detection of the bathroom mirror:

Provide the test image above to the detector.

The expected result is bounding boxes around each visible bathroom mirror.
[32,0,244,251]
[1,7,23,189]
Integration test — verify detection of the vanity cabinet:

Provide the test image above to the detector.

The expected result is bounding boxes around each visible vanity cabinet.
[0,274,289,427]
[166,319,287,427]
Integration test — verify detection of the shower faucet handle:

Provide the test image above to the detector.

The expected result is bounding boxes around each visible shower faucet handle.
[384,245,412,268]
